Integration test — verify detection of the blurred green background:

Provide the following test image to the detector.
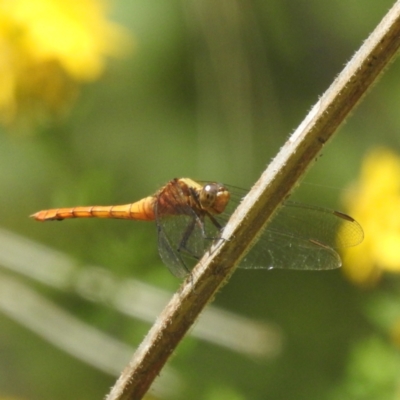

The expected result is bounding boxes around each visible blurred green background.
[1,1,400,399]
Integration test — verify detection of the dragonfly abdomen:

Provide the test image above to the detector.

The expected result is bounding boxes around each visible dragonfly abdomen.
[31,196,157,221]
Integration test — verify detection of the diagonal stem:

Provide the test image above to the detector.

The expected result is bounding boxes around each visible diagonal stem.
[107,2,400,399]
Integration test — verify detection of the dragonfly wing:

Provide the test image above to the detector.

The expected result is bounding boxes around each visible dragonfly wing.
[157,214,223,277]
[266,201,364,249]
[156,219,191,278]
[156,214,204,277]
[240,230,341,270]
[213,193,363,270]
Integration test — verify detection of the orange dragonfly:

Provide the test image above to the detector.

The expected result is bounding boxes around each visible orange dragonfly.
[31,177,364,278]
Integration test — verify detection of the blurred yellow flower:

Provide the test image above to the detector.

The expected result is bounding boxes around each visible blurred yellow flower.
[0,0,130,127]
[342,148,400,285]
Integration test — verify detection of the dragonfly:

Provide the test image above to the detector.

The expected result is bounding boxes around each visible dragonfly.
[31,177,364,278]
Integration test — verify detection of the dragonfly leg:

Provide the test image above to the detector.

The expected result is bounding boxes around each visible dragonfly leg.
[206,212,223,231]
[177,213,223,261]
[176,216,212,260]
[177,217,197,254]
[191,213,222,243]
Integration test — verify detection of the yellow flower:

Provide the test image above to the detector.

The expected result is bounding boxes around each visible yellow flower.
[0,0,130,127]
[341,148,400,285]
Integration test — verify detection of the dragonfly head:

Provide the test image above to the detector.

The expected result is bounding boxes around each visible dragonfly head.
[199,183,230,214]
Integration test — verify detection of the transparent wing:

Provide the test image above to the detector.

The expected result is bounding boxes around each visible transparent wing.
[154,182,364,275]
[156,218,190,279]
[214,186,364,271]
[240,229,342,270]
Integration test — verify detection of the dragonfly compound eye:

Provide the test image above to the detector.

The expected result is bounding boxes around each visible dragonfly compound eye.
[200,183,230,214]
[200,184,217,209]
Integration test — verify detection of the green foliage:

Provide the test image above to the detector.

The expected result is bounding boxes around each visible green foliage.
[0,1,399,399]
